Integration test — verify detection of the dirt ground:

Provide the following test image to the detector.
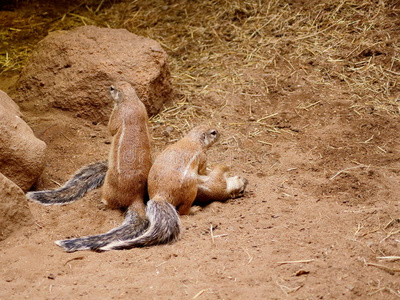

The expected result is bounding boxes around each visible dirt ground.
[1,0,400,299]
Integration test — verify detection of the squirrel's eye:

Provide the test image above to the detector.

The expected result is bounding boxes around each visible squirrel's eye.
[110,86,115,91]
[210,130,217,136]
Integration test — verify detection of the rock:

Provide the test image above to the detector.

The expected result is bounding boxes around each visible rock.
[12,25,174,122]
[0,89,20,114]
[0,91,46,191]
[0,172,33,241]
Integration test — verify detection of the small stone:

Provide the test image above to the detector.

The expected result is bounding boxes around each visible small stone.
[295,269,310,276]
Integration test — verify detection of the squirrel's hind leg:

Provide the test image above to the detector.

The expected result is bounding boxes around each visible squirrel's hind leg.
[195,164,248,204]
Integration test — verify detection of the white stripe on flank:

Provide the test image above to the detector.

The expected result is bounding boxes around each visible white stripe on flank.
[117,119,126,174]
[182,150,201,179]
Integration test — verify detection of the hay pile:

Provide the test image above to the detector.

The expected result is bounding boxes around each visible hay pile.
[1,0,399,116]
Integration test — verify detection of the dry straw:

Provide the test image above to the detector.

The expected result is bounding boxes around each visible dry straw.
[1,0,399,120]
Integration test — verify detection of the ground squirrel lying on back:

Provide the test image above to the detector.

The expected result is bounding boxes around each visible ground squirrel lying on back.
[196,164,247,203]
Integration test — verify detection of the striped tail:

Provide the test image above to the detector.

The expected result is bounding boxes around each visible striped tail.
[55,208,149,252]
[99,198,181,251]
[26,161,108,205]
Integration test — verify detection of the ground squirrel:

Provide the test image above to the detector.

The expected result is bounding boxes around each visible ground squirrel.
[28,82,152,250]
[27,82,151,211]
[94,125,248,251]
[101,82,151,210]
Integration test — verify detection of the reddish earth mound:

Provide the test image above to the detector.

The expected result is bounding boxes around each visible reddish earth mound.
[12,26,174,122]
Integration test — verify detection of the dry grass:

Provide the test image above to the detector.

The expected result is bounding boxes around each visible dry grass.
[1,0,398,162]
[102,0,399,114]
[0,0,399,113]
[0,29,32,73]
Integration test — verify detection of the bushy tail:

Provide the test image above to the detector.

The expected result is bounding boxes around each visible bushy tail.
[98,198,181,251]
[55,208,149,252]
[26,161,108,205]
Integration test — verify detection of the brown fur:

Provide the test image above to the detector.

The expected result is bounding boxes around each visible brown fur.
[101,81,152,214]
[196,164,248,203]
[148,125,220,214]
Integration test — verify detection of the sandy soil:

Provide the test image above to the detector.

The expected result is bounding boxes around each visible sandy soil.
[1,1,400,299]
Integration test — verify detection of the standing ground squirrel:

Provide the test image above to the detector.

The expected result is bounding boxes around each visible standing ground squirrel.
[28,82,152,250]
[26,82,151,211]
[101,82,151,211]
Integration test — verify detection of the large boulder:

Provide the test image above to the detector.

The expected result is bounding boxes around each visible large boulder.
[12,25,174,122]
[1,89,20,112]
[0,90,46,191]
[0,172,33,241]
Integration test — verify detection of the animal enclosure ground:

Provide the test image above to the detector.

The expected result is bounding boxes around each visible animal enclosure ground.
[1,0,400,299]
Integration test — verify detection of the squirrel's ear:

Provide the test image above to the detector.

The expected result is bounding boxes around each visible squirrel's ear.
[110,86,123,102]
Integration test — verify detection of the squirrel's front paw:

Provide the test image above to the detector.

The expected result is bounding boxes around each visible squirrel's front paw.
[227,176,248,199]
